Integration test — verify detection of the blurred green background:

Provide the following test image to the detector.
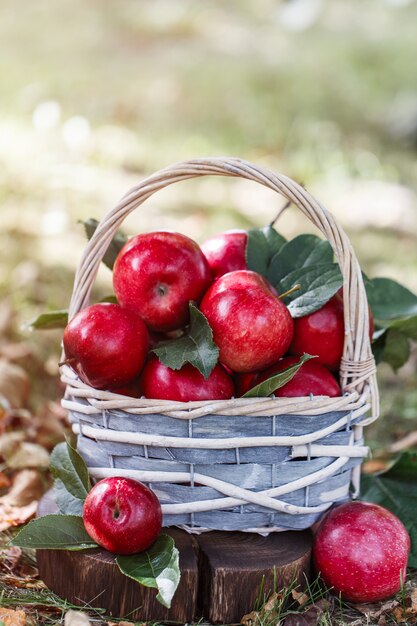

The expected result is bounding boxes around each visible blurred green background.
[1,0,417,451]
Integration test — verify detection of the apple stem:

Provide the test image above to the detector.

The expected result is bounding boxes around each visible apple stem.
[58,357,76,367]
[278,283,301,300]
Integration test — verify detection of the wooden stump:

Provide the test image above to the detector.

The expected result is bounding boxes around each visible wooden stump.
[37,491,313,624]
[197,530,312,624]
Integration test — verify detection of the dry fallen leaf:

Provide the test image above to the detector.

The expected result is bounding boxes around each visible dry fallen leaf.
[291,588,309,606]
[0,546,23,572]
[241,591,287,625]
[0,608,27,626]
[391,587,417,622]
[107,622,138,626]
[284,599,330,626]
[6,441,49,469]
[64,610,92,626]
[0,360,30,410]
[0,469,45,531]
[0,500,39,532]
[0,471,12,489]
[0,432,25,459]
[354,598,400,619]
[0,469,45,506]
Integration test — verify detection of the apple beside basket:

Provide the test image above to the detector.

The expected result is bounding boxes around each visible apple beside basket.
[60,157,379,533]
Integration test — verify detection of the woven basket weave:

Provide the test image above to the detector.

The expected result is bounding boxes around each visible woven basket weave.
[61,157,379,533]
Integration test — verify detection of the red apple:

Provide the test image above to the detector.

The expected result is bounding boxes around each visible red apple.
[234,372,258,396]
[63,303,149,390]
[140,357,234,401]
[201,230,247,279]
[113,231,212,332]
[314,501,410,603]
[252,356,341,398]
[289,296,345,371]
[200,270,294,373]
[83,477,162,554]
[111,380,141,398]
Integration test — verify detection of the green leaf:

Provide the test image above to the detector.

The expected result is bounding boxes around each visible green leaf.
[242,354,315,398]
[246,225,286,276]
[152,303,219,379]
[366,277,417,321]
[26,310,68,330]
[278,264,343,318]
[268,234,334,285]
[50,441,91,501]
[382,329,410,372]
[82,218,128,270]
[384,314,417,341]
[11,515,97,550]
[361,452,417,567]
[54,479,85,516]
[116,534,180,609]
[371,329,387,364]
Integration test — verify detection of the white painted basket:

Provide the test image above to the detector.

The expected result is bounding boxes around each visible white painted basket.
[61,157,379,533]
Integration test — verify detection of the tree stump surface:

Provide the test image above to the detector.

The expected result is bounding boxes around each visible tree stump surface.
[37,491,313,624]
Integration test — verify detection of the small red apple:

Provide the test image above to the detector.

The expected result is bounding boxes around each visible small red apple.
[140,356,234,401]
[314,501,410,603]
[289,296,345,371]
[239,356,341,397]
[113,231,212,332]
[63,303,149,390]
[83,477,162,555]
[201,230,247,279]
[200,270,294,373]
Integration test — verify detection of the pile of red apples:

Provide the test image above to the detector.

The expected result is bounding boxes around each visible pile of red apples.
[63,229,356,400]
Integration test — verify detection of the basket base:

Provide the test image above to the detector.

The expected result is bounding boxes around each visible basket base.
[37,490,313,624]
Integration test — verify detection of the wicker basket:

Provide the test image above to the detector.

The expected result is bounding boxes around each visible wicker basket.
[61,157,379,533]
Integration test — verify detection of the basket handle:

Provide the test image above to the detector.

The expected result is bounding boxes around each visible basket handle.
[68,157,378,419]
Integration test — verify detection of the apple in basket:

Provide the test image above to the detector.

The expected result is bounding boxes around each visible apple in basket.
[201,230,248,279]
[237,356,341,397]
[63,302,149,390]
[113,231,212,332]
[83,477,162,554]
[200,270,294,373]
[140,356,235,401]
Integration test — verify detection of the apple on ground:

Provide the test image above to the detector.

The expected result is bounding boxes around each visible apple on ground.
[201,230,247,279]
[140,356,234,401]
[63,303,149,390]
[237,356,341,397]
[83,477,162,554]
[200,270,294,373]
[113,231,212,332]
[313,501,410,603]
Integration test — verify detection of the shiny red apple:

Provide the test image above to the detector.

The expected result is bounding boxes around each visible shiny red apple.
[314,501,410,603]
[201,230,247,279]
[200,270,294,373]
[239,356,341,397]
[83,477,162,554]
[289,295,345,371]
[63,303,149,390]
[113,231,212,332]
[140,356,234,401]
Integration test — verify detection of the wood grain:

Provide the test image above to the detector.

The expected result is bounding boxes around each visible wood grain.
[197,529,313,624]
